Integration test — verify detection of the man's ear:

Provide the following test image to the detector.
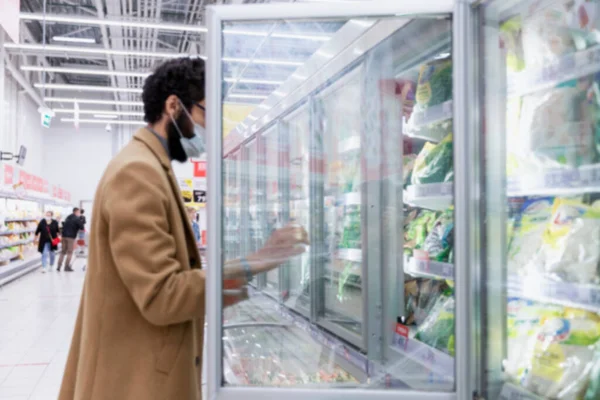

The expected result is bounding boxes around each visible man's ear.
[165,94,180,119]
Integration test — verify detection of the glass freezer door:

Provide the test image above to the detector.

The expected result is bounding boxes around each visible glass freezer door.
[482,0,600,399]
[206,2,472,399]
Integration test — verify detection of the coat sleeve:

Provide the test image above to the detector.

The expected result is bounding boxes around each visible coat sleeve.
[104,161,206,326]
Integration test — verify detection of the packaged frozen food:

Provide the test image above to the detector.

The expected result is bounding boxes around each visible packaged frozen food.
[422,209,454,262]
[501,16,526,72]
[518,80,596,168]
[340,204,360,249]
[567,0,600,51]
[505,298,564,380]
[404,210,438,256]
[403,154,416,186]
[507,197,554,276]
[529,198,600,283]
[415,58,452,109]
[584,342,600,400]
[404,278,449,326]
[518,315,600,399]
[414,290,455,356]
[411,133,453,185]
[521,1,576,68]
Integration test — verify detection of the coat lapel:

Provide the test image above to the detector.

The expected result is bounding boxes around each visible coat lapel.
[133,128,200,265]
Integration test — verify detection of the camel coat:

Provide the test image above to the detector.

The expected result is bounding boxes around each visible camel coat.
[59,128,209,400]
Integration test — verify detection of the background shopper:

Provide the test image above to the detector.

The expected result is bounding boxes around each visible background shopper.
[35,211,60,273]
[187,206,201,246]
[57,207,83,272]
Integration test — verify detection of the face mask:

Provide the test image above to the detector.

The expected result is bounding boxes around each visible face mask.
[45,217,51,222]
[169,100,206,159]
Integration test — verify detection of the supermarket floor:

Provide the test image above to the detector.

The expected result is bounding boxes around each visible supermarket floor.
[0,259,86,400]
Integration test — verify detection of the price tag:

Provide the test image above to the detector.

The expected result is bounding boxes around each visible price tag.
[498,383,538,400]
[543,169,580,188]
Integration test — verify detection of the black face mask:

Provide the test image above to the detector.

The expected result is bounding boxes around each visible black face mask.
[167,112,193,162]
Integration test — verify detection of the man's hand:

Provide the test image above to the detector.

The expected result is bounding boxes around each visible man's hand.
[249,224,309,271]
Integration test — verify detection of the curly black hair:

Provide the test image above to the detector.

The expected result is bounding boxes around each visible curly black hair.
[142,57,206,124]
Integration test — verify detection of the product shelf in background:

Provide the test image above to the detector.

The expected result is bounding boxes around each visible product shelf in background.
[0,240,34,250]
[0,229,36,236]
[4,218,38,223]
[404,100,453,142]
[404,182,453,210]
[507,44,600,98]
[498,382,543,400]
[405,257,454,281]
[0,255,42,287]
[507,275,600,314]
[507,163,600,197]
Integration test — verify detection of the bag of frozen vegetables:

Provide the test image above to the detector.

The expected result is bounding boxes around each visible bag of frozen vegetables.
[414,288,455,356]
[422,209,454,262]
[411,134,453,185]
[404,210,438,256]
[415,57,452,109]
[518,313,600,399]
[528,198,600,284]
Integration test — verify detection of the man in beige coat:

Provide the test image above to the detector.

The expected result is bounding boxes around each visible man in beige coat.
[58,58,308,400]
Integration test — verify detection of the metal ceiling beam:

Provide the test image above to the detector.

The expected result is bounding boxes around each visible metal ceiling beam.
[4,56,44,107]
[93,0,121,113]
[21,12,208,33]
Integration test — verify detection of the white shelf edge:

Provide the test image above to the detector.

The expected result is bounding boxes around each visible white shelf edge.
[404,183,453,210]
[405,257,454,280]
[507,44,600,98]
[508,275,600,313]
[407,100,453,132]
[0,256,42,287]
[507,163,600,197]
[498,382,543,400]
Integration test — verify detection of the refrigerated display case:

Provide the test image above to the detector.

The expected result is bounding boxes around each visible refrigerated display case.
[482,1,600,399]
[206,2,475,400]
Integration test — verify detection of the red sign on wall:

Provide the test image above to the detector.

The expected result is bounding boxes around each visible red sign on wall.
[193,161,206,178]
[4,165,13,186]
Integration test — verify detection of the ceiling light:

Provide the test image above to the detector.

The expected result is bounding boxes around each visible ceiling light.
[222,57,303,67]
[272,33,331,41]
[222,29,330,41]
[22,12,333,41]
[35,83,142,93]
[7,44,294,65]
[228,94,269,100]
[52,36,95,44]
[22,65,149,78]
[45,97,143,106]
[224,77,283,85]
[61,118,145,125]
[53,109,144,116]
[21,12,207,33]
[5,43,183,59]
[93,114,118,119]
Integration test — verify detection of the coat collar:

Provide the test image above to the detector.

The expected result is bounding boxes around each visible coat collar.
[133,127,201,267]
[134,127,171,170]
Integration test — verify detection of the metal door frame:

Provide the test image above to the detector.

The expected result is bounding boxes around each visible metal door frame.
[206,2,478,399]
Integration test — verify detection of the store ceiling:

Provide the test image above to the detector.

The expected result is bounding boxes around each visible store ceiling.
[5,0,350,125]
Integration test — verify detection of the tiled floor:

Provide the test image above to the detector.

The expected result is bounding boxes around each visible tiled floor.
[0,259,86,400]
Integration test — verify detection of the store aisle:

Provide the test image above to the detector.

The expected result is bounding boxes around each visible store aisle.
[0,260,86,400]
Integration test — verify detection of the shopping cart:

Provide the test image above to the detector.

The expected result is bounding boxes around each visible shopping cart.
[76,230,88,271]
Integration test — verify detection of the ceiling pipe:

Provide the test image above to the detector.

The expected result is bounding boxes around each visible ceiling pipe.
[93,0,122,113]
[4,57,44,107]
